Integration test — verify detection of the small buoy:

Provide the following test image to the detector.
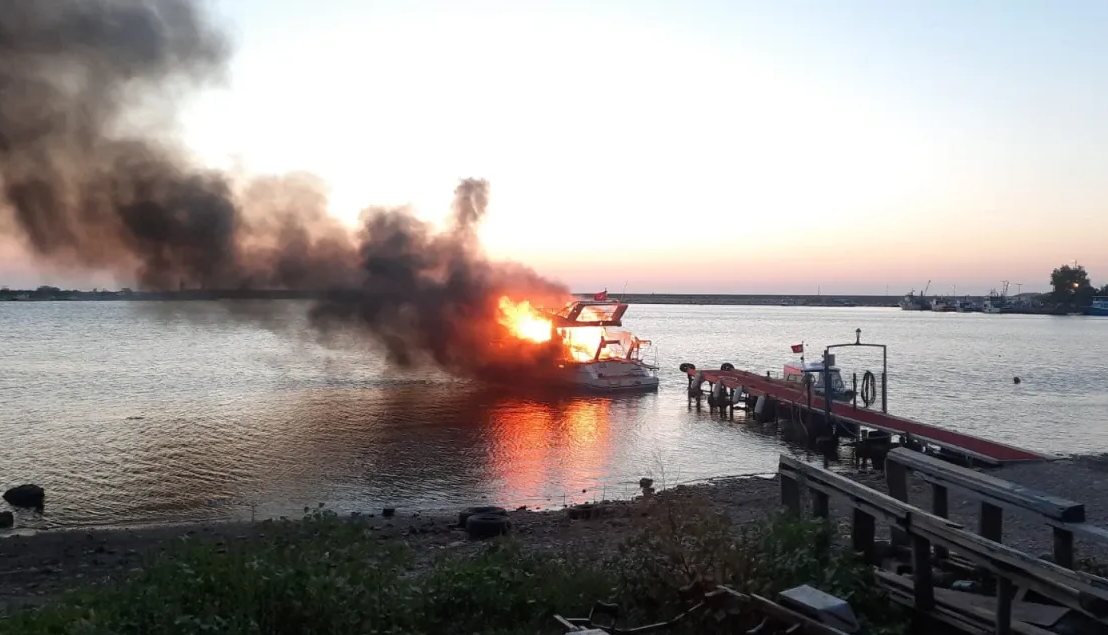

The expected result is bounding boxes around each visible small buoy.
[1013,377,1021,384]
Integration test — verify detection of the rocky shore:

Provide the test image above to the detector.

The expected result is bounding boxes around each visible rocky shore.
[3,455,1108,614]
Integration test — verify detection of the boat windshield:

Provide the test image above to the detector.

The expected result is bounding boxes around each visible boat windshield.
[815,370,846,393]
[554,302,621,322]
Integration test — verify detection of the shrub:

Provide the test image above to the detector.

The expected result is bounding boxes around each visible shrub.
[1,499,906,635]
[612,496,907,634]
[0,509,414,635]
[0,509,611,635]
[415,541,613,635]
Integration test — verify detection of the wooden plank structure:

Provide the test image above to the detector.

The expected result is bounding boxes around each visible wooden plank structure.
[884,447,1108,570]
[554,586,854,634]
[778,454,1108,635]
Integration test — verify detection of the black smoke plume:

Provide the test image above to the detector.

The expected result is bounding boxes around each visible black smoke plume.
[0,0,570,377]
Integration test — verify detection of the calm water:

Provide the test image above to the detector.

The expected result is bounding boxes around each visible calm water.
[1,301,1106,530]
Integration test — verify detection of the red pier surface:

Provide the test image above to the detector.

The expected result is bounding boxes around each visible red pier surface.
[690,368,1047,465]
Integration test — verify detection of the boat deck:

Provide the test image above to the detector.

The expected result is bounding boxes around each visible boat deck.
[690,368,1048,465]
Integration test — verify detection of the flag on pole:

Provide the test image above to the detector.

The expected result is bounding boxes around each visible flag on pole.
[791,343,804,354]
[593,289,608,301]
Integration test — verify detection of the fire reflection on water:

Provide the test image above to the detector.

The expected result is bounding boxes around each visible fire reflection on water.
[486,397,614,508]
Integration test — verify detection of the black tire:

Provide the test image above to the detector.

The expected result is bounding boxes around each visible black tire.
[678,362,696,373]
[567,503,597,520]
[458,505,507,528]
[466,513,511,539]
[720,362,735,371]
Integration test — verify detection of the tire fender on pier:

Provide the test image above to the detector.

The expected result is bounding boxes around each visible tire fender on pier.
[688,372,705,397]
[711,381,725,402]
[732,386,745,405]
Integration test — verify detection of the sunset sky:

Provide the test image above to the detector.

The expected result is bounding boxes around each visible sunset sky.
[4,0,1108,294]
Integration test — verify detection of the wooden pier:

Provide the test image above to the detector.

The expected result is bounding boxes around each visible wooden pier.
[687,367,1047,466]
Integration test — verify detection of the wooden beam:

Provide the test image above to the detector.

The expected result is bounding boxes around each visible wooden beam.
[781,471,803,515]
[779,453,1108,620]
[911,534,935,611]
[1065,521,1108,545]
[715,587,854,635]
[812,490,830,519]
[932,483,951,560]
[910,512,1108,617]
[997,576,1014,635]
[779,455,922,525]
[853,508,877,562]
[877,572,1062,635]
[1050,528,1075,569]
[886,448,1085,523]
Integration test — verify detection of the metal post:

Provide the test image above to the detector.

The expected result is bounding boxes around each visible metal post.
[852,372,858,409]
[882,346,888,413]
[806,375,813,430]
[823,348,833,436]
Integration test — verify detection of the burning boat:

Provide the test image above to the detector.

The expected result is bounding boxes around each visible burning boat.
[497,296,659,393]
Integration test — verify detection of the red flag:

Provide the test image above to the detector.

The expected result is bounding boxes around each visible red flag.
[791,343,804,353]
[593,290,608,301]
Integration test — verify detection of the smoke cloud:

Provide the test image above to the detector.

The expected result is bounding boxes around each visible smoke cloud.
[0,0,570,378]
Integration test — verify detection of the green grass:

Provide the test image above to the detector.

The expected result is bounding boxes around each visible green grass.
[0,503,906,635]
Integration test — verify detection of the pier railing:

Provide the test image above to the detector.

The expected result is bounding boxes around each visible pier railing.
[884,447,1108,569]
[778,454,1108,634]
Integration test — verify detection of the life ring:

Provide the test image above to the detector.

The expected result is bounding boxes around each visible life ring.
[860,370,877,407]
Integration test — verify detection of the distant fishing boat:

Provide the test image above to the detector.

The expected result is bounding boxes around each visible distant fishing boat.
[899,291,928,311]
[1089,297,1108,317]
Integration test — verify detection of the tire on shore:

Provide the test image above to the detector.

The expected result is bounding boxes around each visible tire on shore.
[466,513,511,540]
[458,505,507,528]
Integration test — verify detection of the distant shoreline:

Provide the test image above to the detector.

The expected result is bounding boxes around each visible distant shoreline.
[0,289,919,307]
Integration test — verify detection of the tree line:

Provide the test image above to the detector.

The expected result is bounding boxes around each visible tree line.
[1049,264,1107,309]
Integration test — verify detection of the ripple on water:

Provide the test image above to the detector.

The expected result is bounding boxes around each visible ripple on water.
[1,301,1105,528]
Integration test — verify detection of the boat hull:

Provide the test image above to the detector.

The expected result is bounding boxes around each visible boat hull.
[569,377,660,393]
[558,359,659,393]
[1088,307,1108,316]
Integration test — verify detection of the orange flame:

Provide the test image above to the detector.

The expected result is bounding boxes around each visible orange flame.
[496,296,623,363]
[497,296,552,343]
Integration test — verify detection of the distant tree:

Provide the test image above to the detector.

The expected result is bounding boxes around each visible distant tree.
[1050,264,1096,308]
[1100,283,1108,297]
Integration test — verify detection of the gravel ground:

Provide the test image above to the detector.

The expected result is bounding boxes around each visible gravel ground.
[2,455,1107,613]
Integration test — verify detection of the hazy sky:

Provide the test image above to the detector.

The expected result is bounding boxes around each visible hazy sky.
[5,0,1108,294]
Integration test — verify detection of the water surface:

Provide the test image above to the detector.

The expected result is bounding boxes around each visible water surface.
[1,301,1104,529]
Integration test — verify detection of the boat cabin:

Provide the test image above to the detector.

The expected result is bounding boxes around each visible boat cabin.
[548,300,627,327]
[544,300,657,366]
[782,361,848,398]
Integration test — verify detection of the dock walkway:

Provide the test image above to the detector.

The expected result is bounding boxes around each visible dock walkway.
[691,368,1047,465]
